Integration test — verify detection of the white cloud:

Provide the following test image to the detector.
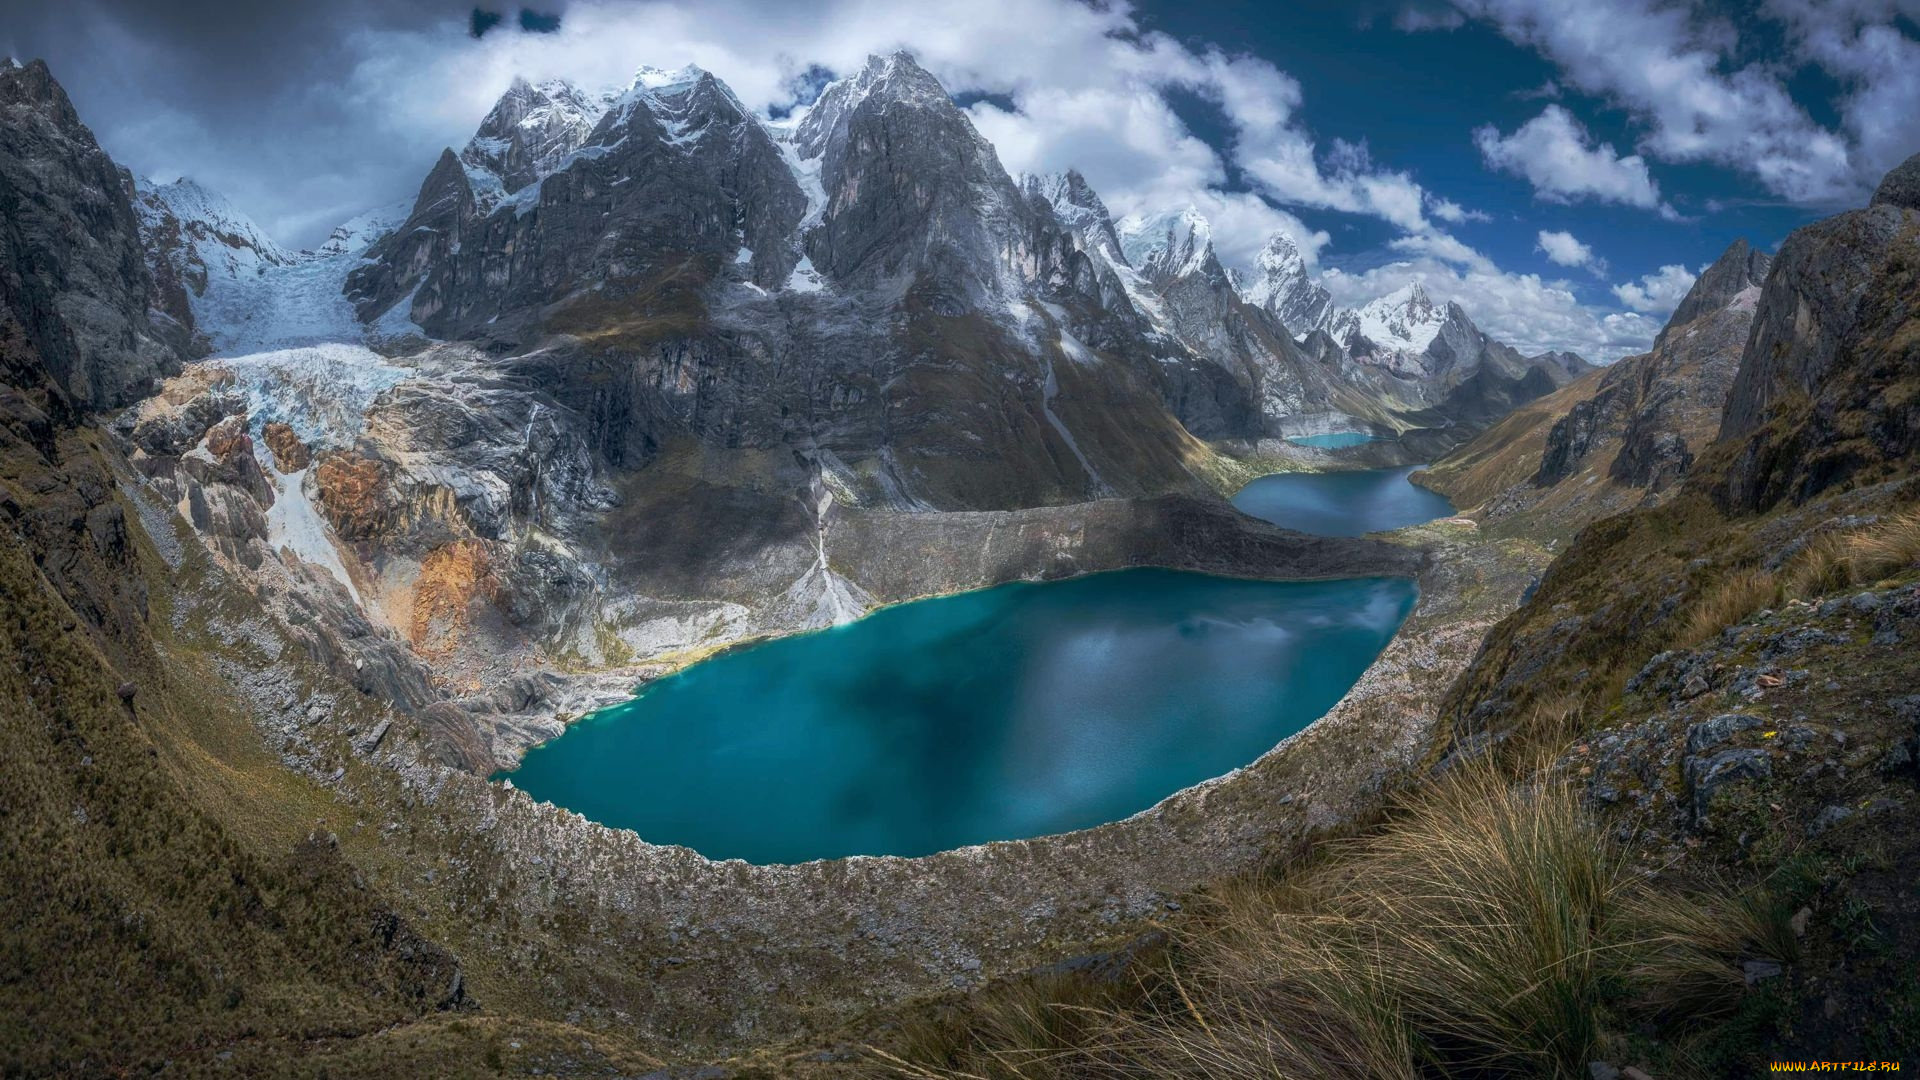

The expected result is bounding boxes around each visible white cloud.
[1454,0,1889,204]
[1428,196,1490,223]
[1611,263,1698,315]
[1323,256,1657,362]
[1394,5,1469,32]
[1763,0,1920,185]
[1536,229,1604,276]
[1474,105,1672,214]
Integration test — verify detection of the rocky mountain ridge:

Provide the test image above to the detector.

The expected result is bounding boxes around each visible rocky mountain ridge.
[1418,236,1774,541]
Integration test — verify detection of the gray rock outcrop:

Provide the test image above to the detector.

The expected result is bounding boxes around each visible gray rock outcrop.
[0,58,185,408]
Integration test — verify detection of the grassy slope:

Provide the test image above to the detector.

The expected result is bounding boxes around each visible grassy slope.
[0,407,664,1077]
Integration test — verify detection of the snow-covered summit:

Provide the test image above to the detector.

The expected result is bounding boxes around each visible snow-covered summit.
[313,201,407,258]
[1117,205,1218,282]
[137,178,293,268]
[1350,282,1448,356]
[459,76,618,208]
[792,51,951,159]
[1240,231,1335,337]
[630,63,707,95]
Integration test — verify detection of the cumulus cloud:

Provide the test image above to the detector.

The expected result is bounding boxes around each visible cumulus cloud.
[1453,0,1912,204]
[1611,263,1698,315]
[1535,229,1606,276]
[1427,196,1491,223]
[1323,256,1658,362]
[1763,0,1920,185]
[1475,105,1673,215]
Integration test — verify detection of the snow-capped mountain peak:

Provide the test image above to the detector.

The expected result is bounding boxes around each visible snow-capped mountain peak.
[1350,282,1446,355]
[459,76,617,206]
[630,63,708,94]
[1240,231,1335,337]
[792,51,952,159]
[137,177,292,268]
[1116,205,1218,283]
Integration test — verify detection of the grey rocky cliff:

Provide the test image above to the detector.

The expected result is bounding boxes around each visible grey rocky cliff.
[1241,231,1335,337]
[0,58,186,408]
[1536,239,1769,492]
[1869,150,1920,211]
[1721,178,1917,439]
[1715,155,1920,513]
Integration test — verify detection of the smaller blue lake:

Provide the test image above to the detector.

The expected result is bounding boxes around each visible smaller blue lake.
[1232,464,1455,537]
[503,569,1418,864]
[1287,432,1377,449]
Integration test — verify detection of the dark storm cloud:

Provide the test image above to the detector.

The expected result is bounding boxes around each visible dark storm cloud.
[471,8,505,37]
[470,8,563,38]
[0,0,489,245]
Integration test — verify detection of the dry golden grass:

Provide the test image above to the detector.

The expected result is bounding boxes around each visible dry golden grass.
[1787,506,1920,595]
[1678,567,1781,649]
[1679,506,1920,648]
[874,762,1786,1080]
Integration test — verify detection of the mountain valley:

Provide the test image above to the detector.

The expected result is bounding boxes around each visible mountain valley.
[2,32,1918,1077]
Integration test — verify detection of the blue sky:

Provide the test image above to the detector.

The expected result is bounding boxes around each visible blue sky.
[1134,0,1842,323]
[5,0,1916,360]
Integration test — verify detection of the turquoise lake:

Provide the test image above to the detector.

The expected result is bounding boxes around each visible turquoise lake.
[1232,464,1455,537]
[504,569,1418,864]
[1286,432,1377,449]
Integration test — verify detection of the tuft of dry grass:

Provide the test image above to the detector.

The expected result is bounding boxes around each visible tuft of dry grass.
[869,971,1149,1080]
[1678,568,1781,649]
[1787,506,1920,595]
[876,763,1783,1080]
[1679,506,1920,648]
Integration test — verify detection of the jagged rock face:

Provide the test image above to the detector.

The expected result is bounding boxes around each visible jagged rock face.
[1535,239,1770,492]
[1721,198,1916,439]
[349,67,809,338]
[0,59,184,408]
[460,76,613,202]
[1715,170,1920,512]
[1241,232,1334,337]
[800,53,1034,307]
[1870,151,1920,211]
[1664,238,1767,333]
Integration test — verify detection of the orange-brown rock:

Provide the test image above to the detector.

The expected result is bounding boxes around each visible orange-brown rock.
[261,421,310,472]
[410,540,497,658]
[203,413,251,461]
[312,451,391,540]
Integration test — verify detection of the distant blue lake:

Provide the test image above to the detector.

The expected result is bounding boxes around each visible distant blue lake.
[503,569,1417,864]
[1286,432,1377,449]
[1232,464,1455,537]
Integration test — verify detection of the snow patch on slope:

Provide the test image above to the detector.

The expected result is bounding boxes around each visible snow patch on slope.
[263,464,363,604]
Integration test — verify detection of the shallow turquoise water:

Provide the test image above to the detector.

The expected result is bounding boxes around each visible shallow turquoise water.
[504,570,1418,864]
[1232,464,1455,537]
[1286,432,1377,449]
